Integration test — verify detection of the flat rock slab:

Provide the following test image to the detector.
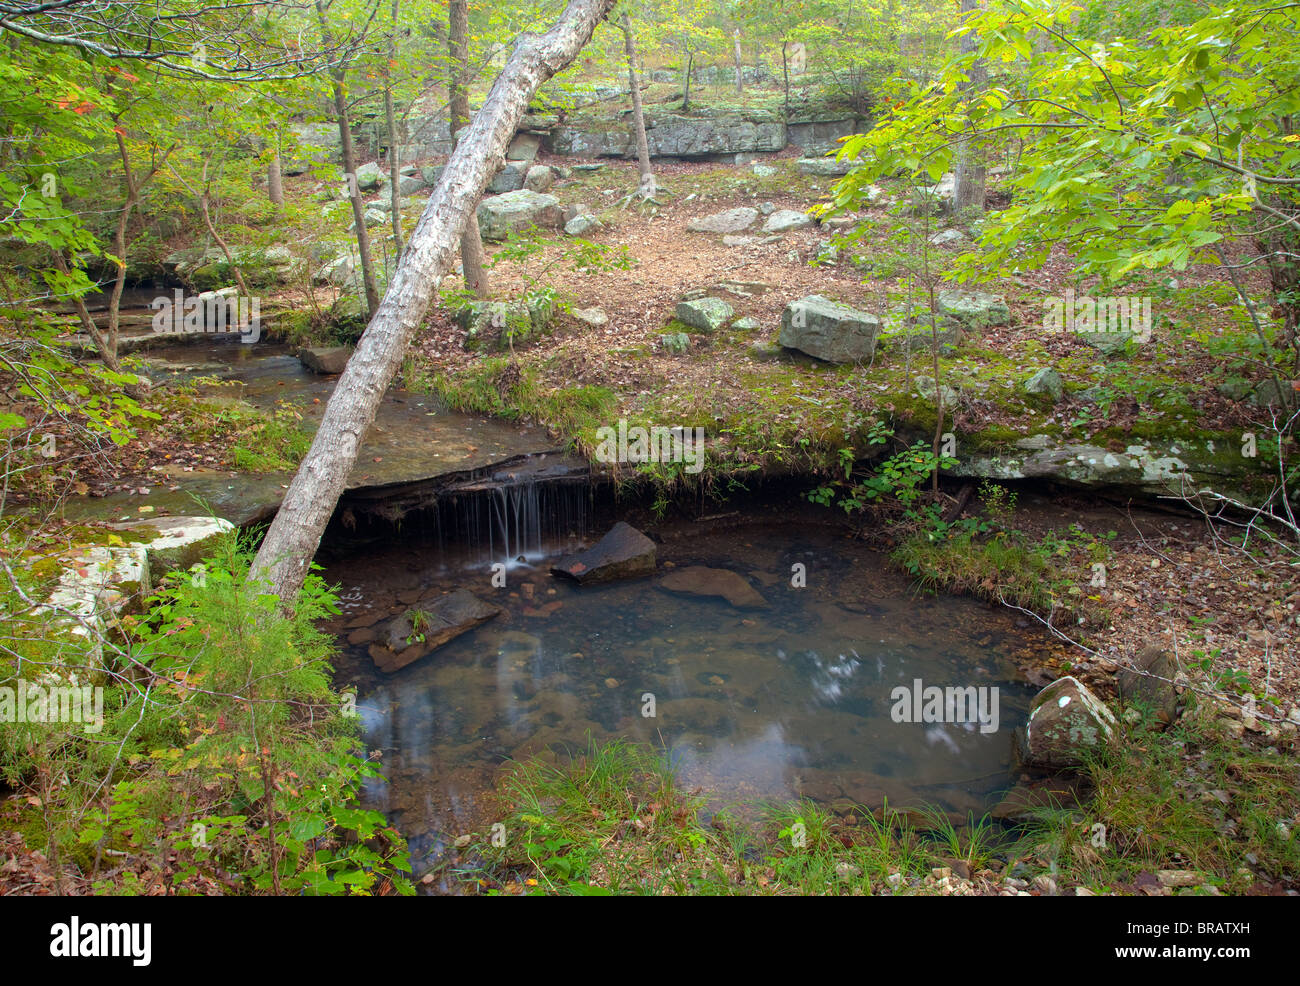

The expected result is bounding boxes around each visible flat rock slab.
[370,588,503,673]
[687,207,758,234]
[551,521,656,584]
[658,566,769,609]
[478,189,562,240]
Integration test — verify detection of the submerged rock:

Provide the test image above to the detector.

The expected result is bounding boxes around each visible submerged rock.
[1021,675,1118,769]
[551,522,656,584]
[370,589,503,673]
[658,566,769,609]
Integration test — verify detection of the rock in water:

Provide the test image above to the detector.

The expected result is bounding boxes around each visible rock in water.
[658,566,769,609]
[1021,675,1118,769]
[298,345,354,374]
[550,522,656,584]
[369,589,503,673]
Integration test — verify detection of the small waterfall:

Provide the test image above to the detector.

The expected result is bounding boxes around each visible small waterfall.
[426,478,590,569]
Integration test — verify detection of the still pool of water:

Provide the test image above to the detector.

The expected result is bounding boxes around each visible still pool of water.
[325,520,1040,865]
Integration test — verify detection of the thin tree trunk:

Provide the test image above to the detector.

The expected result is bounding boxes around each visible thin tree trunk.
[781,42,790,120]
[267,150,284,211]
[621,13,655,199]
[732,29,744,94]
[250,0,616,604]
[952,0,986,215]
[449,0,489,297]
[385,0,405,261]
[682,51,693,113]
[316,0,381,316]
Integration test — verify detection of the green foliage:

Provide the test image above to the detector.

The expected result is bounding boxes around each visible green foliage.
[0,533,412,896]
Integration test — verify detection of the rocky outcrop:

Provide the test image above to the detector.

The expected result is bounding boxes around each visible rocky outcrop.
[369,589,503,673]
[1021,676,1118,770]
[779,295,882,363]
[658,566,769,609]
[551,522,656,584]
[548,111,786,159]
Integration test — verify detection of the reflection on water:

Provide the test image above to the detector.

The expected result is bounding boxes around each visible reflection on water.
[324,522,1039,869]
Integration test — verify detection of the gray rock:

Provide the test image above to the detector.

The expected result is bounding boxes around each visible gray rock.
[675,296,734,333]
[372,589,504,673]
[362,207,386,227]
[487,160,527,194]
[564,214,599,236]
[551,522,656,584]
[571,306,608,329]
[421,164,446,187]
[1022,676,1117,769]
[914,374,959,408]
[929,228,970,248]
[797,156,854,177]
[1024,367,1064,402]
[298,345,353,375]
[752,164,777,178]
[913,172,956,214]
[688,207,759,234]
[506,132,542,165]
[457,297,551,350]
[779,295,882,363]
[397,174,425,196]
[1077,330,1136,356]
[659,332,691,353]
[109,516,235,581]
[353,162,384,191]
[1250,378,1299,409]
[763,209,814,233]
[936,288,1010,330]
[722,234,756,247]
[477,189,563,240]
[733,316,762,331]
[523,164,554,192]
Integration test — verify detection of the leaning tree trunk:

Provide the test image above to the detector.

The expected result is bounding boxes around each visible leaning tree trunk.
[316,0,381,316]
[621,13,655,199]
[952,0,987,215]
[449,0,490,297]
[250,0,617,604]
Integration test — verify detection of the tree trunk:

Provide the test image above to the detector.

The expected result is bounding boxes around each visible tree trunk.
[682,51,693,113]
[316,0,381,316]
[781,42,790,120]
[267,150,284,211]
[732,29,744,94]
[385,0,405,262]
[249,0,616,604]
[621,13,655,199]
[449,0,489,297]
[952,0,987,215]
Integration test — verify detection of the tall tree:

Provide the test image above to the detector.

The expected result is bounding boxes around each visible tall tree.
[384,0,405,261]
[619,5,656,200]
[449,0,489,297]
[250,0,618,604]
[951,0,986,214]
[315,0,381,316]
